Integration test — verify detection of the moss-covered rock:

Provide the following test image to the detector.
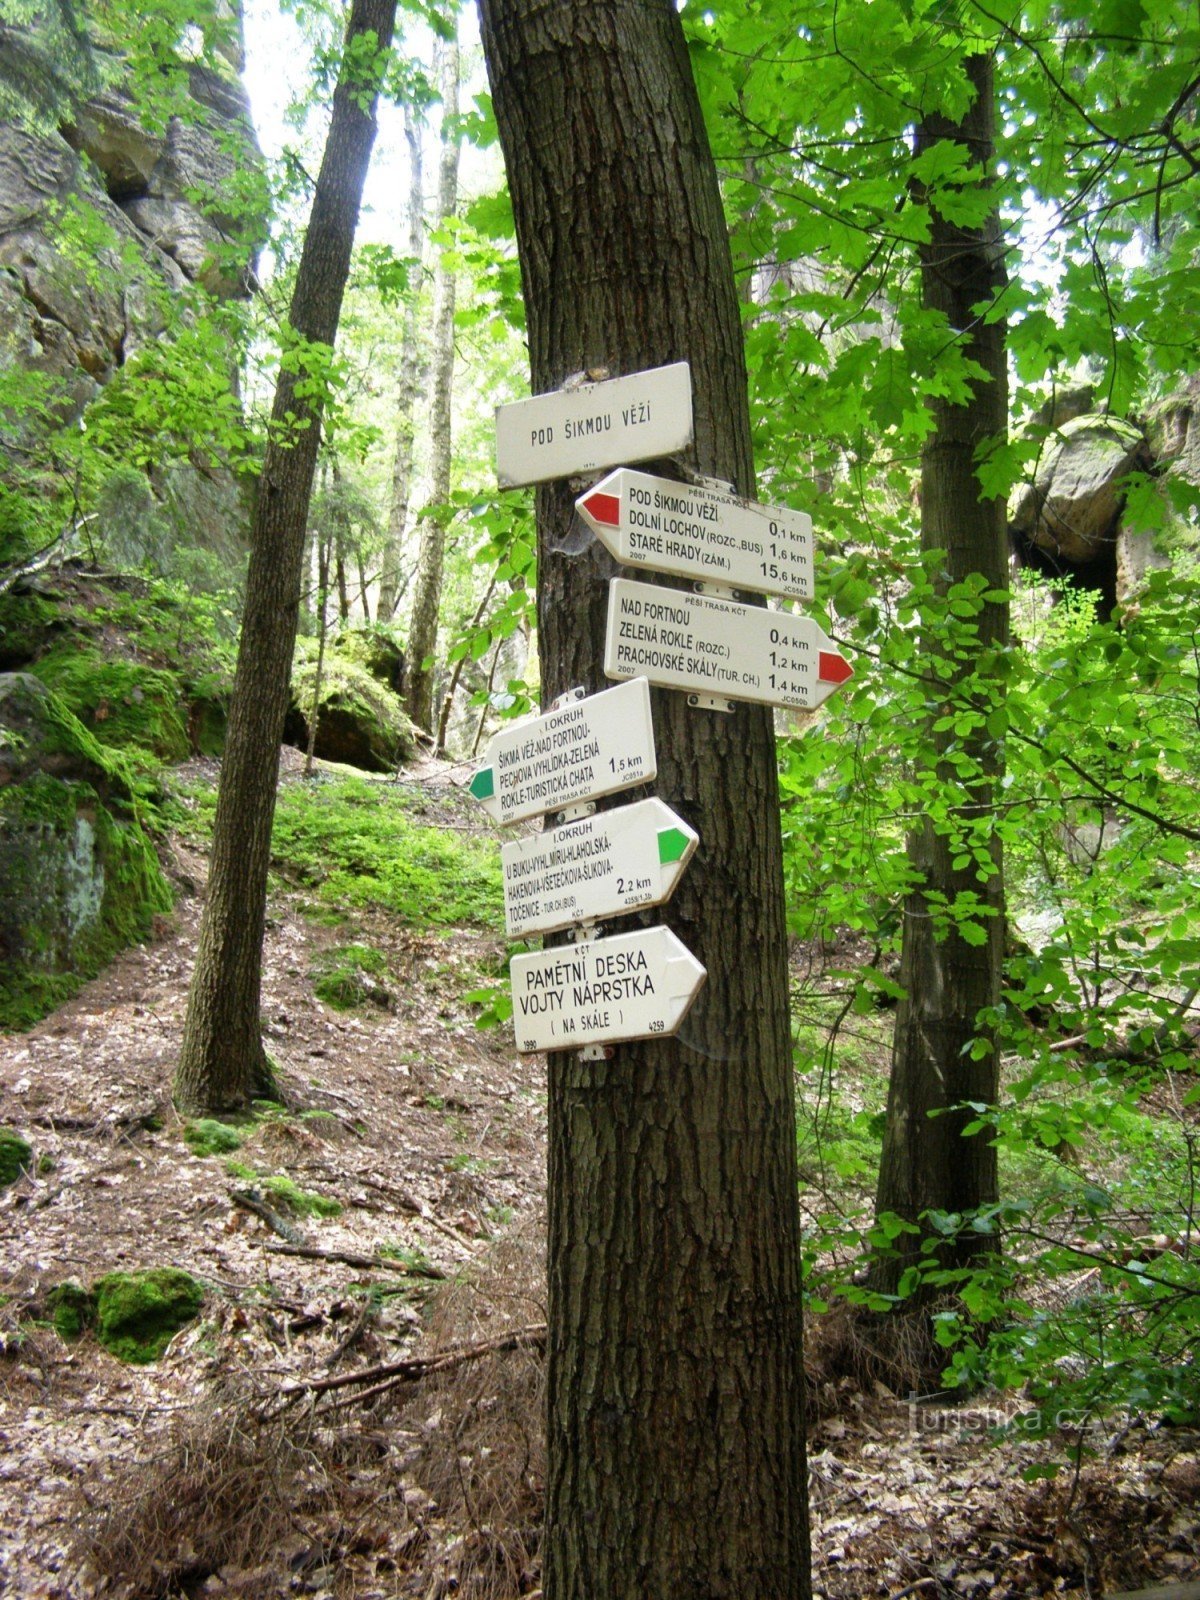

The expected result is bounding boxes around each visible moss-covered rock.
[285,649,416,772]
[0,674,172,1031]
[0,1128,32,1186]
[94,1268,204,1363]
[333,625,406,696]
[47,1279,95,1340]
[312,942,391,1010]
[35,645,192,761]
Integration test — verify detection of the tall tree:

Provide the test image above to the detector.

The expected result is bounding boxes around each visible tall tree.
[405,26,461,732]
[870,50,1009,1300]
[377,96,426,622]
[477,3,810,1596]
[175,0,398,1114]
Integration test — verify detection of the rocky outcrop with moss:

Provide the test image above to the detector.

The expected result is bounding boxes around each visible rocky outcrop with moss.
[285,645,417,773]
[0,670,172,1030]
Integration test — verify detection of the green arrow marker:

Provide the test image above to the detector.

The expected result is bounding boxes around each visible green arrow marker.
[469,765,495,802]
[657,827,690,865]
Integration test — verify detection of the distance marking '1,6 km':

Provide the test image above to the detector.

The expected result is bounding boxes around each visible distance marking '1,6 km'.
[604,578,853,711]
[576,467,814,600]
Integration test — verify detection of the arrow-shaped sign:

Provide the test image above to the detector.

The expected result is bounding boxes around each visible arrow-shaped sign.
[500,796,699,938]
[509,925,706,1053]
[469,677,657,826]
[604,578,853,711]
[576,467,814,600]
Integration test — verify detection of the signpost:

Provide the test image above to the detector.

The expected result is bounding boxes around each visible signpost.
[576,467,814,600]
[495,362,694,488]
[469,678,656,826]
[509,925,706,1053]
[500,796,698,938]
[604,578,853,711]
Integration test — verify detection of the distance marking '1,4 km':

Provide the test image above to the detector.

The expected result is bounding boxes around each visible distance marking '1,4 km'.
[500,796,698,939]
[604,578,853,712]
[494,362,693,489]
[509,924,706,1054]
[469,677,656,827]
[576,467,814,600]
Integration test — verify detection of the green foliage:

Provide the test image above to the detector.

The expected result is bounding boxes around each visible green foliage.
[227,1167,341,1219]
[183,1118,244,1157]
[93,1268,205,1363]
[47,1279,94,1341]
[267,775,503,929]
[0,1128,32,1186]
[311,942,390,1010]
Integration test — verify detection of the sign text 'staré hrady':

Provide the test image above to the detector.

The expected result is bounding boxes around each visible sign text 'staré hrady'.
[509,925,706,1053]
[604,578,853,711]
[501,796,698,939]
[469,678,656,827]
[495,363,693,489]
[576,467,814,600]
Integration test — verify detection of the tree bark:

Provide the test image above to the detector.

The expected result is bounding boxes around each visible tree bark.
[405,33,461,732]
[377,99,426,622]
[478,4,810,1596]
[174,0,397,1115]
[871,53,1009,1300]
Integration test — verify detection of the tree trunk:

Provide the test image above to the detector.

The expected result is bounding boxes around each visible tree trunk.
[174,0,397,1115]
[377,100,426,622]
[871,53,1009,1301]
[405,33,461,733]
[478,4,810,1597]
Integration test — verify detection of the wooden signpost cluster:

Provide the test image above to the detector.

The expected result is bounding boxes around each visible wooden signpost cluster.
[471,362,853,1054]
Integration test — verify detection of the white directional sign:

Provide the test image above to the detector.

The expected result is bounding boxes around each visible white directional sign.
[495,363,693,488]
[509,925,706,1053]
[501,797,698,939]
[469,678,656,826]
[604,578,854,711]
[576,467,814,600]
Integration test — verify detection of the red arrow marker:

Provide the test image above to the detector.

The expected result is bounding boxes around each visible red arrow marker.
[818,650,854,686]
[580,490,621,528]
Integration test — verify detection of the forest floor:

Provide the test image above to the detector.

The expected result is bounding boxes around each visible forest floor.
[1,753,1198,1600]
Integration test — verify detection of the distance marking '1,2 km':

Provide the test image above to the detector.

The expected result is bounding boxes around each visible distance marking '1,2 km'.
[604,578,854,711]
[500,796,699,939]
[510,925,707,1053]
[494,363,693,489]
[468,677,656,827]
[576,467,814,600]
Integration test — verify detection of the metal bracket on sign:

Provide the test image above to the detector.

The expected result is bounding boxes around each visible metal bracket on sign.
[680,468,737,496]
[687,692,735,713]
[550,685,586,712]
[573,917,612,1059]
[555,800,596,825]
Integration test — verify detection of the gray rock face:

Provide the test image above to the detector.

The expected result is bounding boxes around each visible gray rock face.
[1010,415,1151,566]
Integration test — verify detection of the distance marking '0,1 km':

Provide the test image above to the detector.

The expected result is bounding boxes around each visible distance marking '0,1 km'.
[500,796,698,939]
[469,677,656,827]
[494,362,693,488]
[509,925,707,1053]
[576,466,814,601]
[604,578,853,711]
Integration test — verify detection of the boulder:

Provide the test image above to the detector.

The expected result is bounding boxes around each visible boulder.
[285,652,416,773]
[0,673,172,1031]
[333,625,407,696]
[1010,415,1151,566]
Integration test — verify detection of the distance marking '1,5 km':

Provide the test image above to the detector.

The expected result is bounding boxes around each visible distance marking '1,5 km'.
[469,677,656,827]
